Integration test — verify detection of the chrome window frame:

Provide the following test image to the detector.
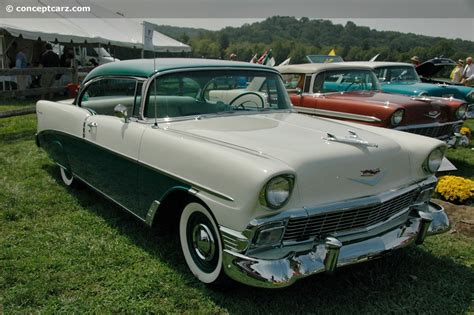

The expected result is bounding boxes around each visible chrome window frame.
[76,75,148,117]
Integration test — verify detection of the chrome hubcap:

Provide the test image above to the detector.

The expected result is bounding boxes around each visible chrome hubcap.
[192,223,216,261]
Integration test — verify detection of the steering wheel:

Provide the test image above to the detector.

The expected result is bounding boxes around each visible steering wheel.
[229,92,265,109]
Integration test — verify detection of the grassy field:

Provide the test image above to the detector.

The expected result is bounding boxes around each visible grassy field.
[0,113,473,313]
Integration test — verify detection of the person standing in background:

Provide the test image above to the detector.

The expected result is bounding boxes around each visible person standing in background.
[15,46,29,94]
[39,43,60,99]
[450,59,464,83]
[461,57,473,86]
[410,56,422,67]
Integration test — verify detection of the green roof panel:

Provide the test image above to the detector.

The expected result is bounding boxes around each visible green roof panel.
[84,58,275,82]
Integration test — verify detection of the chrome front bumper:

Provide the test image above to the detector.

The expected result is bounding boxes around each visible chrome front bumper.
[221,202,449,288]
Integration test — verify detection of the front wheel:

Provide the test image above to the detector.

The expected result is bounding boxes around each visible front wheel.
[60,166,74,186]
[179,202,224,284]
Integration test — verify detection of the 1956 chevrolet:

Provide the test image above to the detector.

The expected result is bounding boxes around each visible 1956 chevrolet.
[36,58,450,288]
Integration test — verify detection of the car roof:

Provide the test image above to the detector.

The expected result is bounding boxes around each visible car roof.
[344,61,415,69]
[275,63,373,74]
[84,58,276,82]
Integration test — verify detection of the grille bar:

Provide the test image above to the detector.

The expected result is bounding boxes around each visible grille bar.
[404,124,454,139]
[283,189,418,241]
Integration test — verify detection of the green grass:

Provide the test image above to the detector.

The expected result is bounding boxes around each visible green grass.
[0,114,473,313]
[445,119,474,180]
[0,100,36,113]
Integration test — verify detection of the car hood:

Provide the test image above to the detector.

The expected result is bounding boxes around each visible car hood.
[166,113,427,204]
[381,81,466,98]
[416,58,456,77]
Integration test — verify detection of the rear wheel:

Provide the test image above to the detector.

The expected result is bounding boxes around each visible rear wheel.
[60,167,74,187]
[179,202,224,284]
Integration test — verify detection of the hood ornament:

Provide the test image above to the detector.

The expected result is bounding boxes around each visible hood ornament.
[323,130,378,148]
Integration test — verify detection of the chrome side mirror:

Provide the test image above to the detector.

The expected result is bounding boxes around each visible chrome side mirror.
[295,88,302,95]
[114,104,129,122]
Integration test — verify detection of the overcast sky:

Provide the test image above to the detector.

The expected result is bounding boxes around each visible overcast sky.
[150,18,474,41]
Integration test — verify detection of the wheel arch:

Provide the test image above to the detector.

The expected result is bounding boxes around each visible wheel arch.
[148,187,214,234]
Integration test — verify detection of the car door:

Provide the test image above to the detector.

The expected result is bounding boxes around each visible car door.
[78,77,146,214]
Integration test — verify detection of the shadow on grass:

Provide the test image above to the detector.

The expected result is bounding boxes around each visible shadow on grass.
[0,130,35,143]
[443,156,474,179]
[44,164,474,314]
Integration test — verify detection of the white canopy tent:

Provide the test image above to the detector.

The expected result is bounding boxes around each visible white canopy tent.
[0,18,191,52]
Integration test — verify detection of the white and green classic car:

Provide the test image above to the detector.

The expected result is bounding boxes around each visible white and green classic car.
[36,58,450,288]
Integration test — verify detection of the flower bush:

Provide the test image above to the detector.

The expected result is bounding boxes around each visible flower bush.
[435,175,474,204]
[460,127,471,138]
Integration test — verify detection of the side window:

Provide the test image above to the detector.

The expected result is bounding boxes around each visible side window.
[146,76,201,118]
[259,77,280,109]
[80,78,140,116]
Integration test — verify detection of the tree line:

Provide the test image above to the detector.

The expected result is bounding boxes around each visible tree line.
[156,16,474,64]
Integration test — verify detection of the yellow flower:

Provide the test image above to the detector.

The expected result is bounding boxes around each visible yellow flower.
[460,127,471,138]
[435,176,474,203]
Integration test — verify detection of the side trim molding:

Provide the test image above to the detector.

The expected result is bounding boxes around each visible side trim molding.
[294,106,382,123]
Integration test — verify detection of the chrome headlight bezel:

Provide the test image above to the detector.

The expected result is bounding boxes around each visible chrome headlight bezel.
[423,147,445,174]
[455,104,467,119]
[390,109,404,126]
[259,174,295,210]
[466,91,474,103]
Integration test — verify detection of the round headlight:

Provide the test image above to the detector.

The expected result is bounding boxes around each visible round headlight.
[466,91,474,102]
[262,175,294,209]
[455,104,467,119]
[425,148,444,173]
[391,109,404,126]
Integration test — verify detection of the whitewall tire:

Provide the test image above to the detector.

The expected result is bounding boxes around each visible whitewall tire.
[179,202,223,284]
[60,167,74,186]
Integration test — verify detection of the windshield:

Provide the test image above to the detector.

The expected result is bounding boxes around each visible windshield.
[312,69,381,93]
[144,70,291,119]
[374,66,420,83]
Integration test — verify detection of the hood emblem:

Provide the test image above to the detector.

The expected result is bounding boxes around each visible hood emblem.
[360,168,381,176]
[425,111,440,119]
[348,169,385,186]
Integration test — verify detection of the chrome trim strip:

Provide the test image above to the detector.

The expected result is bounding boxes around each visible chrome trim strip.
[77,75,147,107]
[145,200,160,226]
[164,128,271,160]
[294,106,382,122]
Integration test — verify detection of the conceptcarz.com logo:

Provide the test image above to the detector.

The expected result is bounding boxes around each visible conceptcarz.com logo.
[5,4,91,14]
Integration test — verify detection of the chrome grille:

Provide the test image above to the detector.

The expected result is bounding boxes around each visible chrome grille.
[283,189,418,241]
[404,124,453,139]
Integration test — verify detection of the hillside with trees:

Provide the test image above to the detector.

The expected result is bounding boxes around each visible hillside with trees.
[156,16,474,64]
